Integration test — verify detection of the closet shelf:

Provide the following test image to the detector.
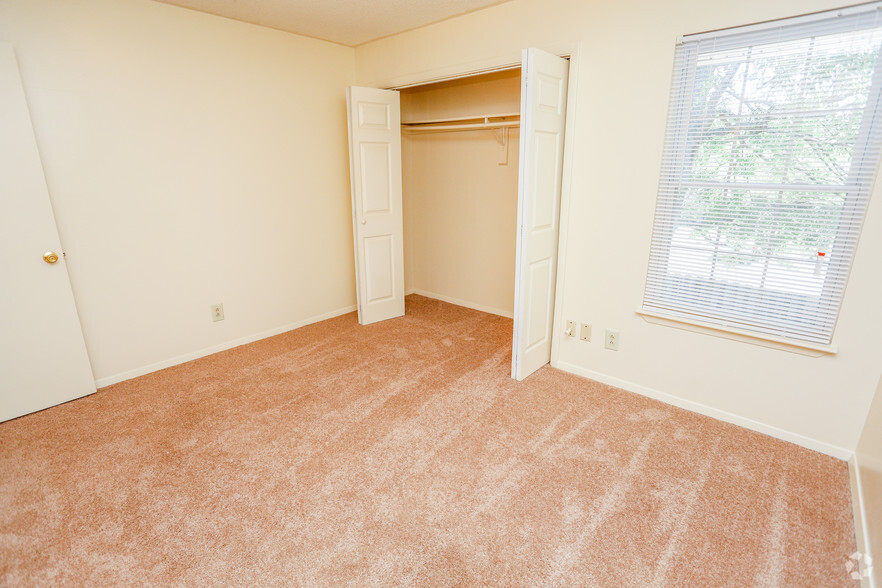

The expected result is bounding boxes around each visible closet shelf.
[402,112,519,125]
[401,112,520,133]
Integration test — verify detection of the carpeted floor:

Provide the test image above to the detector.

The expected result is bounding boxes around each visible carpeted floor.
[0,295,857,586]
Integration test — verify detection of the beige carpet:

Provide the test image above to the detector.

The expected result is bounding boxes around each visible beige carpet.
[0,295,856,585]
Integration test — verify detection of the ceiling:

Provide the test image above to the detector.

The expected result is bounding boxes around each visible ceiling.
[154,0,512,47]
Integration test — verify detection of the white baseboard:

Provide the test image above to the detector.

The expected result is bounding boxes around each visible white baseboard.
[554,360,852,460]
[849,455,877,588]
[94,304,357,389]
[406,288,513,319]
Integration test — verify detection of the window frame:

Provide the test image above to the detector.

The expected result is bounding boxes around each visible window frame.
[641,3,882,348]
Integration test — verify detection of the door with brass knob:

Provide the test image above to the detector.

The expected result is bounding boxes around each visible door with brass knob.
[1,42,95,422]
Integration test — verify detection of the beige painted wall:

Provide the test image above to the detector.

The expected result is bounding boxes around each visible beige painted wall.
[0,0,357,384]
[856,375,882,584]
[356,0,882,454]
[401,71,520,316]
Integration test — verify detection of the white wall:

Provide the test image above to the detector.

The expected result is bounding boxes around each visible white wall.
[0,0,357,384]
[855,375,882,585]
[356,0,882,454]
[401,71,520,316]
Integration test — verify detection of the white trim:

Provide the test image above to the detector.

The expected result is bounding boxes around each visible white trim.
[371,41,576,91]
[406,288,513,318]
[390,63,521,90]
[550,42,582,370]
[850,455,877,588]
[511,47,529,378]
[636,309,838,356]
[94,304,357,388]
[555,359,852,460]
[379,54,522,90]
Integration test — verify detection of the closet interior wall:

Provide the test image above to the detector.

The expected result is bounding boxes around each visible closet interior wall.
[400,69,521,317]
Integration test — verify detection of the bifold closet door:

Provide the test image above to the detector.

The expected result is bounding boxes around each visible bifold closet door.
[511,48,569,381]
[346,86,405,325]
[1,43,96,421]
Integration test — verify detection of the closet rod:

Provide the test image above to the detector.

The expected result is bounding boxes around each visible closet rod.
[402,120,520,133]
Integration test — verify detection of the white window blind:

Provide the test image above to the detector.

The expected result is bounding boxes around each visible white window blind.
[643,3,882,345]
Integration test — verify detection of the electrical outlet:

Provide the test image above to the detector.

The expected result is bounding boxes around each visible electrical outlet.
[211,303,224,322]
[565,319,576,337]
[605,329,619,351]
[580,323,592,342]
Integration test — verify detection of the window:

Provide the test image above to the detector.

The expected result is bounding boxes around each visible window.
[642,4,882,345]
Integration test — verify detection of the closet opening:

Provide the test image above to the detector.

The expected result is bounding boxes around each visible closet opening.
[346,48,572,381]
[398,69,522,321]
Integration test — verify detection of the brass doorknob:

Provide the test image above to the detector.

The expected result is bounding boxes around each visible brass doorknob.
[43,251,59,264]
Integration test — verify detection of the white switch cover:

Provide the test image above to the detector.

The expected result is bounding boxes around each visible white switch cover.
[580,323,592,342]
[565,320,576,337]
[605,329,619,350]
[211,303,224,322]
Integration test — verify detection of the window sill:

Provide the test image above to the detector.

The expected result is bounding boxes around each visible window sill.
[635,310,838,357]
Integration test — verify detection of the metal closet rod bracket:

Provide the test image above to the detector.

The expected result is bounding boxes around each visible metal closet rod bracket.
[492,125,509,147]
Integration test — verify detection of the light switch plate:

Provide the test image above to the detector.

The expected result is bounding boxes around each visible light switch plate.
[580,323,592,342]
